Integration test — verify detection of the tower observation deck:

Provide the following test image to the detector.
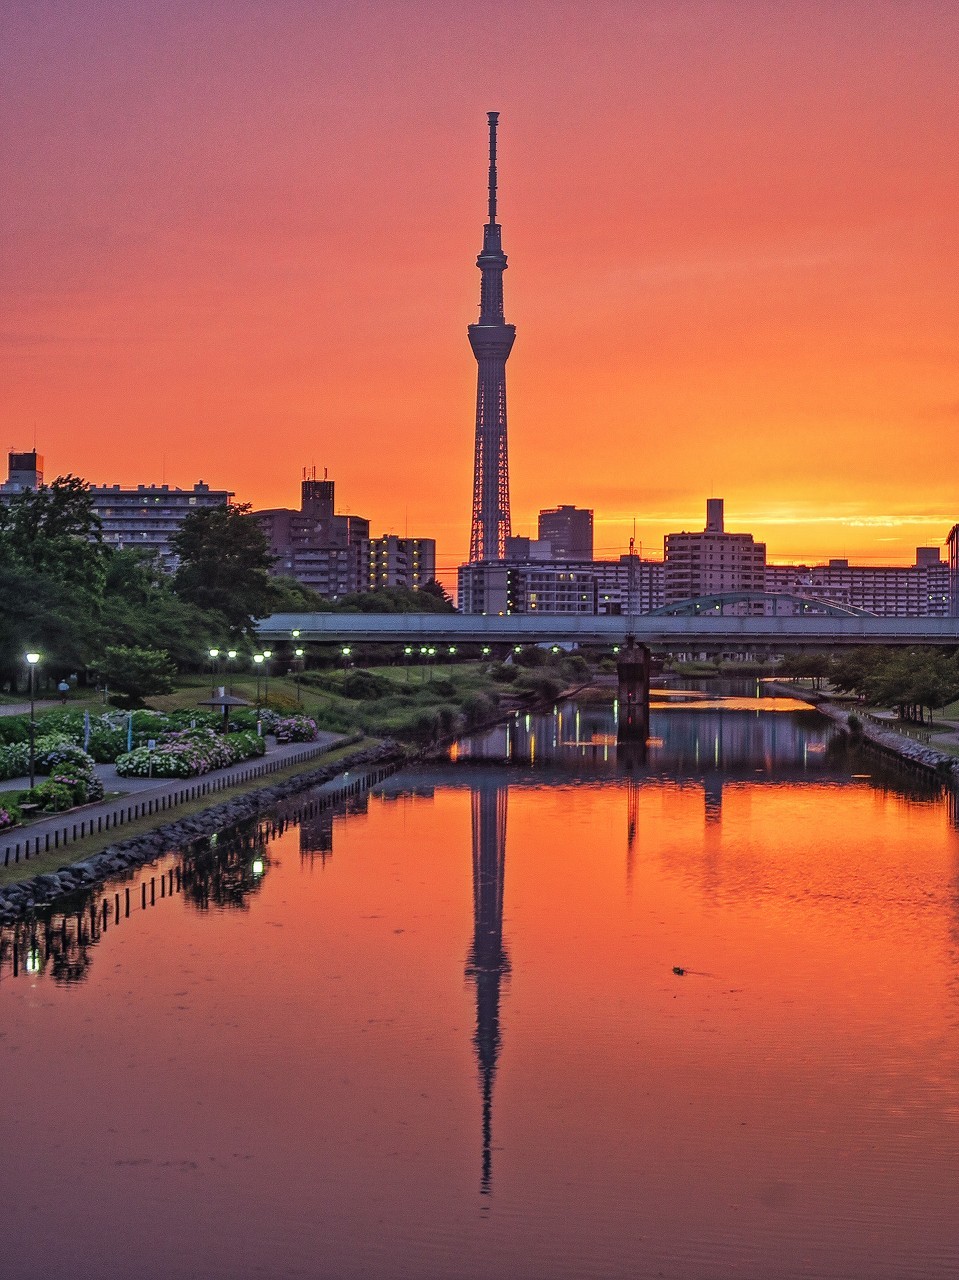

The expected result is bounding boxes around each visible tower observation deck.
[468,111,516,563]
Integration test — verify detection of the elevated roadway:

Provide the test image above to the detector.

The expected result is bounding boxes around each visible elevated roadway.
[257,612,959,649]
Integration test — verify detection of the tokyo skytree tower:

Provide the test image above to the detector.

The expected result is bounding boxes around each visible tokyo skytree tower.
[468,111,516,563]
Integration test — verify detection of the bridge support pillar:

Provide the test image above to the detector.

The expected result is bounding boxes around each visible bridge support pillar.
[617,639,650,743]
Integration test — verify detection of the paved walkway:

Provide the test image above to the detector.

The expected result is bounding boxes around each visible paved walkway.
[0,699,99,717]
[2,731,351,867]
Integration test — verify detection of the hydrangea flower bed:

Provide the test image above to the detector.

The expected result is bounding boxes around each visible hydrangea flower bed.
[0,802,21,830]
[115,729,265,779]
[268,714,319,744]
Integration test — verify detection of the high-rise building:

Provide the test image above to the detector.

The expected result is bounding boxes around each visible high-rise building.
[253,472,369,598]
[664,499,766,604]
[458,560,598,615]
[0,451,231,570]
[91,481,232,569]
[368,535,436,591]
[0,450,43,494]
[948,526,959,618]
[457,553,665,616]
[468,112,515,563]
[538,505,593,559]
[766,549,951,617]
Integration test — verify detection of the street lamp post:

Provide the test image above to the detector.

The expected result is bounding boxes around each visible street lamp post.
[208,647,220,697]
[226,649,237,695]
[25,652,40,790]
[294,648,304,703]
[253,653,264,704]
[262,650,272,707]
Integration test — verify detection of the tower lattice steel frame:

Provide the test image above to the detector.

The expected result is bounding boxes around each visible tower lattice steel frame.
[468,111,515,562]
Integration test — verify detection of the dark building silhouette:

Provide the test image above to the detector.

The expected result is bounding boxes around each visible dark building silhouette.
[664,498,766,606]
[469,112,515,563]
[538,505,594,559]
[254,470,370,598]
[465,779,510,1194]
[0,449,43,493]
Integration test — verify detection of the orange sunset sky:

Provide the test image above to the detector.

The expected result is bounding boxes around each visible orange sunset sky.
[2,0,957,581]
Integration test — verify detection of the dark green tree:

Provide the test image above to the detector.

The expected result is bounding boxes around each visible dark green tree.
[98,644,177,705]
[0,475,106,596]
[325,585,457,614]
[172,503,277,635]
[0,477,107,683]
[99,549,221,667]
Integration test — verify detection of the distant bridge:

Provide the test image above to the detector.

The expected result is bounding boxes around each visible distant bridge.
[257,611,959,649]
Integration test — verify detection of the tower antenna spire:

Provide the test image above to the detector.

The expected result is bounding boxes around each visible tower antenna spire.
[468,111,515,562]
[487,110,498,224]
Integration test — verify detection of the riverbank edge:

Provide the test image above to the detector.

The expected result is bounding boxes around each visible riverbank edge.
[766,680,959,784]
[0,740,409,924]
[0,671,590,913]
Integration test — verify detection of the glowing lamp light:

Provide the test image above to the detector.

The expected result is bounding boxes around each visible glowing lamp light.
[342,646,351,656]
[253,654,264,666]
[295,648,304,658]
[209,648,219,659]
[292,629,300,638]
[263,649,272,659]
[252,858,265,877]
[26,949,41,974]
[25,652,40,665]
[227,650,237,660]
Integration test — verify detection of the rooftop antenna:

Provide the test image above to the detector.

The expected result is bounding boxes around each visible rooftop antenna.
[487,110,498,224]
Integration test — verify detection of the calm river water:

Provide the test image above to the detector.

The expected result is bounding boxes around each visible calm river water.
[2,687,959,1279]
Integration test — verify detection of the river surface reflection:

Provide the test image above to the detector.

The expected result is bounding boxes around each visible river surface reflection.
[2,691,959,1279]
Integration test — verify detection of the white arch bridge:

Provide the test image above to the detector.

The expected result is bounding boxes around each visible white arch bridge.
[257,610,959,650]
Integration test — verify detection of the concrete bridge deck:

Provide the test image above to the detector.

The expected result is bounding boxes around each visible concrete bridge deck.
[257,612,959,649]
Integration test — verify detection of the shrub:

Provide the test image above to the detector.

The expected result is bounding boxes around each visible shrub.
[36,741,97,779]
[271,715,318,744]
[491,663,519,683]
[341,670,394,700]
[30,781,75,813]
[462,692,494,728]
[86,724,130,763]
[513,671,565,703]
[0,717,31,746]
[0,799,22,830]
[115,727,265,778]
[0,741,31,781]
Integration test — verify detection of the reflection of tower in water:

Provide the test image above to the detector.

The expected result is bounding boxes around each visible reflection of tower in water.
[465,779,510,1195]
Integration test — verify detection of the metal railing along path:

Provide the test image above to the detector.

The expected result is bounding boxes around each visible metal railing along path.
[1,740,338,869]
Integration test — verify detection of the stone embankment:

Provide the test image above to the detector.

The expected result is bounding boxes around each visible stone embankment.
[763,681,958,782]
[0,742,405,925]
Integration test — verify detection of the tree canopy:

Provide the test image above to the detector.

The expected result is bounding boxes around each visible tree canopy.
[171,502,278,635]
